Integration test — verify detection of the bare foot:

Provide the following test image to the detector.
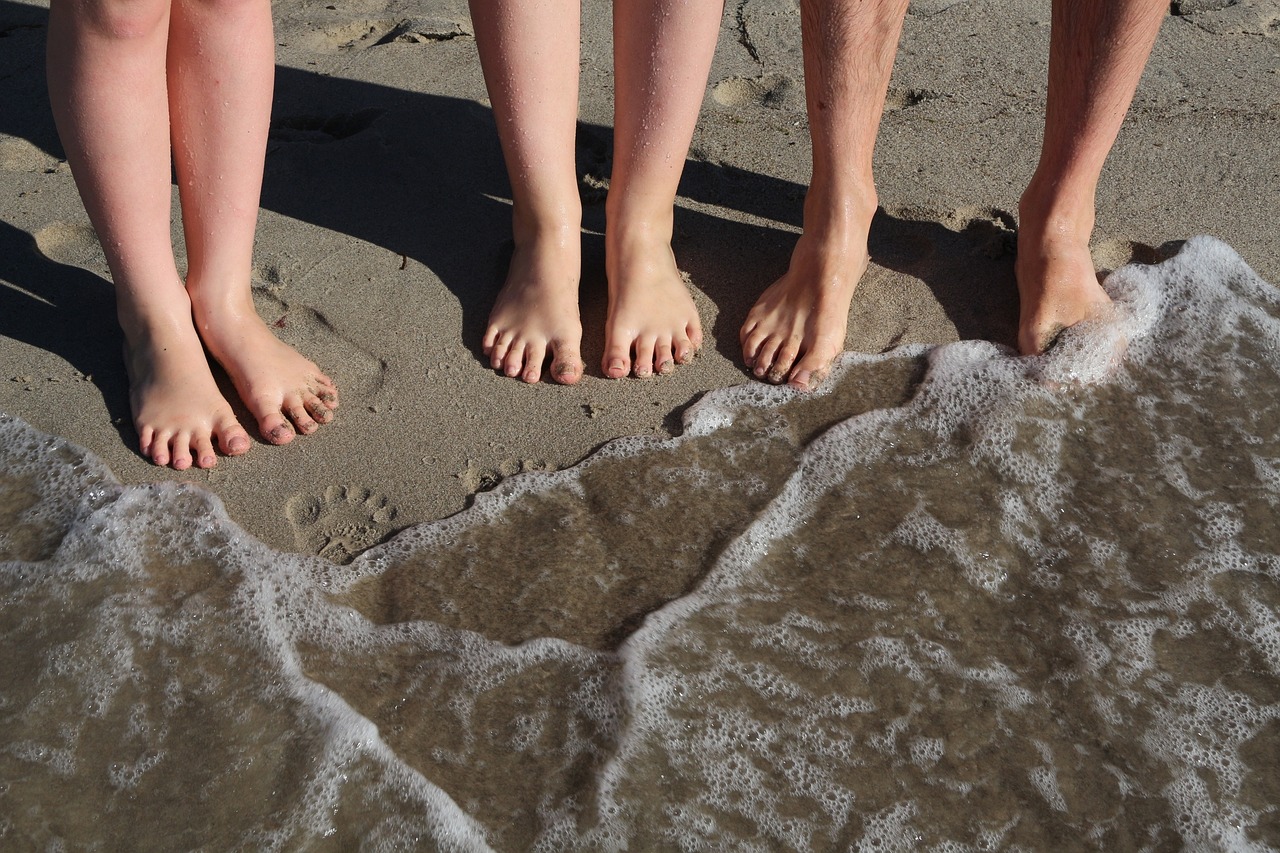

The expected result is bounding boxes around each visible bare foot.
[1014,219,1112,356]
[602,230,702,379]
[122,310,252,470]
[740,228,869,392]
[482,229,585,385]
[193,294,339,445]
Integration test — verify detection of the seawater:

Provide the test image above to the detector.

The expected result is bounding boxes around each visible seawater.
[1,236,1278,851]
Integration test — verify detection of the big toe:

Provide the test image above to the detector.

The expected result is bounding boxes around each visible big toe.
[550,341,585,385]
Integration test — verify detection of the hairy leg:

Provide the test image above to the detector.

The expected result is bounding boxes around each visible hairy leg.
[1016,0,1164,354]
[169,0,338,439]
[601,0,722,379]
[469,0,585,384]
[47,0,251,469]
[741,0,908,390]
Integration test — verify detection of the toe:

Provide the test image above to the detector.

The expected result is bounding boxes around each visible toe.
[284,395,319,435]
[169,432,193,471]
[655,339,676,375]
[215,416,251,457]
[752,336,782,379]
[787,349,834,392]
[632,336,656,378]
[148,429,171,467]
[260,412,296,446]
[523,342,547,384]
[603,339,632,380]
[489,331,513,369]
[550,340,585,386]
[767,339,801,384]
[502,343,527,378]
[305,394,334,424]
[194,434,218,469]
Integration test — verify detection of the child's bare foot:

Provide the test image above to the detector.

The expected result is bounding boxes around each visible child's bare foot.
[1015,198,1112,355]
[740,208,872,392]
[602,229,702,379]
[192,294,338,445]
[122,306,252,470]
[482,228,585,385]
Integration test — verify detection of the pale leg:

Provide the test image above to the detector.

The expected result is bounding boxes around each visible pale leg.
[601,0,722,378]
[470,0,586,384]
[740,0,909,390]
[168,0,339,437]
[47,0,251,469]
[1016,0,1164,354]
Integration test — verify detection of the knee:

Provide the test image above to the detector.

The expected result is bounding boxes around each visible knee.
[178,0,269,19]
[57,0,170,40]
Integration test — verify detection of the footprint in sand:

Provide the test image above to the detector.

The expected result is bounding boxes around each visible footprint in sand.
[907,0,969,16]
[285,485,399,563]
[1092,237,1160,275]
[268,110,386,145]
[884,87,945,113]
[32,221,108,272]
[0,138,62,173]
[711,75,796,111]
[372,18,471,45]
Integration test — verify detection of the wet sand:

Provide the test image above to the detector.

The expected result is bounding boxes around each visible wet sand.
[1,0,1278,554]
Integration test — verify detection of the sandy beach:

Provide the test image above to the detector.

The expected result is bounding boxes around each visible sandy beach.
[2,0,1275,555]
[4,2,1280,847]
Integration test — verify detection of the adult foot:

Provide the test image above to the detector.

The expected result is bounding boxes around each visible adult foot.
[193,294,339,445]
[482,228,585,385]
[123,310,252,470]
[1014,206,1112,355]
[741,224,869,391]
[601,230,702,379]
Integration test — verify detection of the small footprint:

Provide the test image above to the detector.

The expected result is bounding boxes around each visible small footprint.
[286,485,399,563]
[268,110,386,145]
[907,0,969,16]
[373,18,471,45]
[884,87,945,112]
[711,75,796,110]
[0,138,61,173]
[1091,237,1159,274]
[32,221,107,271]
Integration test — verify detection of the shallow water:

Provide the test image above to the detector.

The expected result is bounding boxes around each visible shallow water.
[2,236,1278,850]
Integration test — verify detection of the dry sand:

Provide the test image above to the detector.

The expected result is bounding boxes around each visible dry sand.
[1,0,1277,556]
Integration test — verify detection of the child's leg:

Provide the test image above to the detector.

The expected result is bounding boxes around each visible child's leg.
[47,0,251,470]
[469,0,585,384]
[1015,0,1164,354]
[167,0,339,437]
[603,0,722,378]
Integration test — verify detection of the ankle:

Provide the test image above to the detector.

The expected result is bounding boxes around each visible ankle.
[511,200,582,250]
[1018,178,1096,246]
